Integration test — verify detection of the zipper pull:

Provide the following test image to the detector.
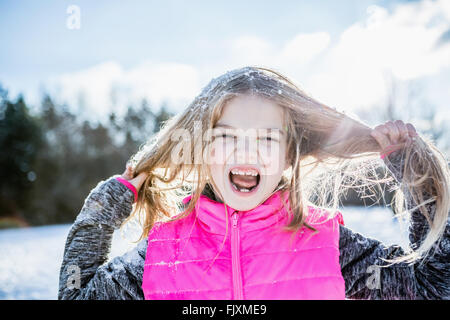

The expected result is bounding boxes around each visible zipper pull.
[232,211,239,228]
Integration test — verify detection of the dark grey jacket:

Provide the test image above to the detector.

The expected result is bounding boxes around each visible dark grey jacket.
[58,152,450,299]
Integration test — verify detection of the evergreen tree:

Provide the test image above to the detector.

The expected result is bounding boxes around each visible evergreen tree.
[0,88,44,226]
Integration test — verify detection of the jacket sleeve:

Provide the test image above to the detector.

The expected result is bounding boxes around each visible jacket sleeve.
[58,176,147,300]
[339,149,450,299]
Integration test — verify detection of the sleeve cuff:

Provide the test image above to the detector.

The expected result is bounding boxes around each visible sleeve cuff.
[336,211,345,226]
[115,176,138,203]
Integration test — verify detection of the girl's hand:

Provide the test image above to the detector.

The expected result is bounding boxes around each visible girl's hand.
[121,164,148,193]
[370,120,418,159]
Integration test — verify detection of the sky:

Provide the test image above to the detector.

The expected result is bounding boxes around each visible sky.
[1,0,449,125]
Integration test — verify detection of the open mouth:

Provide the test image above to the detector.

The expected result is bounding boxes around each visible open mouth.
[228,166,261,194]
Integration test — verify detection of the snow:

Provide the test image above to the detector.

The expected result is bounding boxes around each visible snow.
[0,224,137,300]
[0,206,409,300]
[341,206,409,249]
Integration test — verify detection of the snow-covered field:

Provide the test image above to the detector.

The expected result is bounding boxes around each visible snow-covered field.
[0,206,409,300]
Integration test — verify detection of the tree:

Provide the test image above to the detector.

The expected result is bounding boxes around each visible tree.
[0,88,44,225]
[154,102,172,133]
[1,86,175,227]
[344,76,450,209]
[356,76,449,157]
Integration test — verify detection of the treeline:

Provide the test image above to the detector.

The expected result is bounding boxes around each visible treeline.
[0,85,172,228]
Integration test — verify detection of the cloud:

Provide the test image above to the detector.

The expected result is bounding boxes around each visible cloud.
[225,31,330,69]
[222,0,450,115]
[228,35,274,66]
[49,61,123,119]
[47,61,200,121]
[119,62,200,110]
[337,2,450,80]
[47,30,332,121]
[278,32,330,65]
[46,0,450,123]
[300,0,450,112]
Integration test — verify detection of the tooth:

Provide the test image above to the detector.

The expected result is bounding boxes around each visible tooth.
[231,168,259,176]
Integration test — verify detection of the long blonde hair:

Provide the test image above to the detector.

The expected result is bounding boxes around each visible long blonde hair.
[123,66,450,265]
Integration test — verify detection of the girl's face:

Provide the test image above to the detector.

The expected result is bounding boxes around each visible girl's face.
[207,94,289,211]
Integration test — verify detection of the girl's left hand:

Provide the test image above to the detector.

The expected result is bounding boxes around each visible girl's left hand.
[370,120,418,159]
[121,164,148,193]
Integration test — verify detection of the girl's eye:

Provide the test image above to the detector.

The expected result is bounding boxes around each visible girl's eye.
[215,133,235,139]
[258,136,275,142]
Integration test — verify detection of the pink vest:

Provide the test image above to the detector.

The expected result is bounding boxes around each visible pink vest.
[141,190,345,299]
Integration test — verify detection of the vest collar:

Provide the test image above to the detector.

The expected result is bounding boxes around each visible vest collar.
[182,185,291,235]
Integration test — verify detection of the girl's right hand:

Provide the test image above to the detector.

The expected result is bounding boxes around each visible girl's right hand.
[121,164,148,194]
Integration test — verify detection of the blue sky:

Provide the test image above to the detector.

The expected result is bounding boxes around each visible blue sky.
[0,0,385,70]
[1,0,449,125]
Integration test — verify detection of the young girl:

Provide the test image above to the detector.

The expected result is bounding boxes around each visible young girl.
[58,66,450,300]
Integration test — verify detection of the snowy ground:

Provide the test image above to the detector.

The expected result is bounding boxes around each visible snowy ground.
[0,206,410,300]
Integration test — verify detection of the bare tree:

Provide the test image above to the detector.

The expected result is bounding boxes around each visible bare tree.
[356,74,449,158]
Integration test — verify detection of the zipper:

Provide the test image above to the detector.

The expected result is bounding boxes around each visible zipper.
[231,210,244,300]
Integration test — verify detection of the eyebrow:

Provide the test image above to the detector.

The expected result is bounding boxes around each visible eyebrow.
[214,123,286,135]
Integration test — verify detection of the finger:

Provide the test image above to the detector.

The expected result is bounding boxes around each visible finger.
[385,121,400,144]
[370,128,391,151]
[373,124,389,135]
[136,171,148,182]
[394,120,408,142]
[130,172,148,191]
[406,123,418,137]
[122,165,134,179]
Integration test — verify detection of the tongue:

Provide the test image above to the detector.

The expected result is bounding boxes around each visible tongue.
[231,174,258,189]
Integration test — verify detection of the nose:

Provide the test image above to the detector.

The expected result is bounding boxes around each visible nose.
[235,135,258,165]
